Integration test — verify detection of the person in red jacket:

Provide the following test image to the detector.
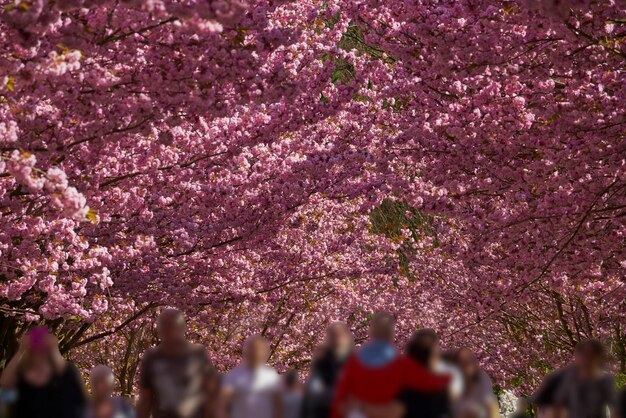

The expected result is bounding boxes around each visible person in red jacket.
[331,312,450,418]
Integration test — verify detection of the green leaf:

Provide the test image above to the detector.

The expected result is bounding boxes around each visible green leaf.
[331,69,342,83]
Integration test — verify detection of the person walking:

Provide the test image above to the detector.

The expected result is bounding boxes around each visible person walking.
[0,326,87,418]
[282,369,303,418]
[137,309,217,418]
[454,348,499,418]
[529,366,573,418]
[218,335,282,418]
[301,322,354,418]
[87,365,134,418]
[404,329,464,402]
[554,339,617,418]
[331,313,450,418]
[351,328,457,418]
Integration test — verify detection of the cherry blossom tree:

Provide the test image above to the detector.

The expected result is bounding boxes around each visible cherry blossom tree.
[1,0,624,391]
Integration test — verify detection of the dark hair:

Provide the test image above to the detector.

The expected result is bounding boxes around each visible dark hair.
[575,339,605,359]
[284,368,299,388]
[372,311,396,323]
[441,348,459,364]
[405,328,439,366]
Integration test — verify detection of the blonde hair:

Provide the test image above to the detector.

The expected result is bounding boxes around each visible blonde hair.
[89,364,115,387]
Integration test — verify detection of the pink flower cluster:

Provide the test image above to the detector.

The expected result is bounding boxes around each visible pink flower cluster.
[1,0,624,392]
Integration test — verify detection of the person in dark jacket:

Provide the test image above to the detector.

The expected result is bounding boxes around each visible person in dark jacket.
[301,322,354,418]
[618,386,626,418]
[529,366,572,418]
[553,339,616,418]
[0,327,88,418]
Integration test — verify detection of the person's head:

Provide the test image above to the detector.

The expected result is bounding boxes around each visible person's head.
[243,334,271,368]
[325,322,353,358]
[456,347,480,380]
[284,368,300,390]
[157,308,186,346]
[89,365,115,400]
[405,328,440,368]
[369,311,395,342]
[441,349,458,364]
[20,327,53,371]
[574,339,605,373]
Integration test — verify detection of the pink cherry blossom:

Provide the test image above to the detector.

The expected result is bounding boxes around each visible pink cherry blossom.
[0,0,624,395]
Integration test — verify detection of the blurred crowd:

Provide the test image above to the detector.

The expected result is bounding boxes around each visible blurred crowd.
[0,309,624,418]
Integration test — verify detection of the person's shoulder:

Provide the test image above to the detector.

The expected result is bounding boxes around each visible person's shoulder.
[441,360,462,374]
[438,361,463,381]
[64,360,79,371]
[598,372,615,386]
[189,342,207,352]
[394,355,428,378]
[537,366,573,394]
[144,346,160,356]
[141,346,159,361]
[476,369,494,392]
[221,366,238,387]
[344,351,368,372]
[554,365,575,379]
[261,366,281,386]
[189,343,211,358]
[63,361,82,377]
[554,366,578,388]
[479,369,493,383]
[262,365,280,378]
[60,362,86,391]
[224,364,245,378]
[338,352,357,367]
[396,354,420,369]
[114,396,133,409]
[313,348,334,366]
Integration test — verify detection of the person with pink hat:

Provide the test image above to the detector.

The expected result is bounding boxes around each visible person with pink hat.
[0,326,87,418]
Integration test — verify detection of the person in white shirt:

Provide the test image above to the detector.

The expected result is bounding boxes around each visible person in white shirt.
[454,348,499,418]
[218,335,282,418]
